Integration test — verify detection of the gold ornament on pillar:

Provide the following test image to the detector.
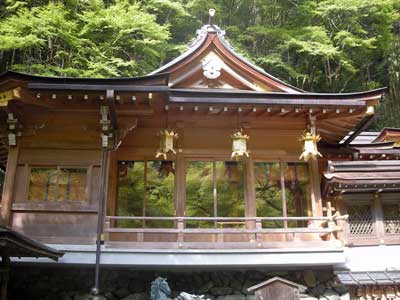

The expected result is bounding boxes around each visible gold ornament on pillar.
[299,131,322,161]
[156,129,178,160]
[231,129,250,159]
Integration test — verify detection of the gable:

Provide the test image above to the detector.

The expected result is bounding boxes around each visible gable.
[150,25,302,93]
[373,128,400,146]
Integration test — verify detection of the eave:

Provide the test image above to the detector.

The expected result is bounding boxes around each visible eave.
[0,226,64,261]
[0,70,170,87]
[169,88,386,106]
[28,83,170,93]
[323,160,400,195]
[372,127,400,143]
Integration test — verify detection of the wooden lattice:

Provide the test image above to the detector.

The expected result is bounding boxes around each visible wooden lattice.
[347,204,375,236]
[383,204,400,235]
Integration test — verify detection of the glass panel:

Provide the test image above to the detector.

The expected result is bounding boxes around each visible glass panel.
[58,168,87,201]
[145,161,175,228]
[216,161,244,227]
[28,168,59,201]
[117,161,145,228]
[185,161,214,228]
[254,162,283,228]
[284,163,310,227]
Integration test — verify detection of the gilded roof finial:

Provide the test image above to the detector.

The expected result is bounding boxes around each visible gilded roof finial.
[209,8,215,25]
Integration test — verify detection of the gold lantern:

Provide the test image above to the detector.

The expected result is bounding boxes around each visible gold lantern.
[299,131,322,161]
[231,130,250,159]
[156,129,178,160]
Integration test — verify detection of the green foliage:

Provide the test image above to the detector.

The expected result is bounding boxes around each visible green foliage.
[0,0,399,128]
[0,0,171,77]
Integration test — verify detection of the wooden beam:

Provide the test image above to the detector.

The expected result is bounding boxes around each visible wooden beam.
[28,83,169,92]
[1,144,19,225]
[106,90,117,130]
[343,114,376,146]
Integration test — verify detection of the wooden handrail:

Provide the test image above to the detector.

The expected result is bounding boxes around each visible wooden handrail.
[104,214,344,244]
[105,227,335,234]
[106,216,331,221]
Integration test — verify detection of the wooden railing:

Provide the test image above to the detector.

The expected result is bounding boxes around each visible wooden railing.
[104,213,347,247]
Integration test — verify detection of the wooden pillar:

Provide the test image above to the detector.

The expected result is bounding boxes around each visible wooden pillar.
[334,196,348,244]
[174,153,185,218]
[279,162,288,228]
[1,145,20,225]
[373,193,385,243]
[309,159,323,217]
[106,151,118,218]
[243,157,256,230]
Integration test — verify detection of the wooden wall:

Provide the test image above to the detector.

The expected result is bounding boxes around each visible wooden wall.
[2,98,319,245]
[6,110,102,244]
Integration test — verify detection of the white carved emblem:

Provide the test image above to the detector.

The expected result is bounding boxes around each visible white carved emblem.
[201,55,223,80]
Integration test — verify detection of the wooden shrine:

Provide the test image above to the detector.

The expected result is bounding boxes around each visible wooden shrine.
[0,22,391,250]
[247,277,306,300]
[0,14,398,300]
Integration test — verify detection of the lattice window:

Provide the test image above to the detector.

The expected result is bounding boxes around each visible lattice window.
[383,203,400,235]
[347,204,375,236]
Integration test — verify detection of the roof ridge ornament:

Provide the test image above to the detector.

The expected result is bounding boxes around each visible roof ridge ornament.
[192,9,228,49]
[194,25,226,43]
[208,8,215,24]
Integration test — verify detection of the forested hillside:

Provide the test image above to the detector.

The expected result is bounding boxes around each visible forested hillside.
[0,0,399,129]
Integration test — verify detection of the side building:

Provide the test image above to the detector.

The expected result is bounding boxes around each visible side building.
[0,23,398,300]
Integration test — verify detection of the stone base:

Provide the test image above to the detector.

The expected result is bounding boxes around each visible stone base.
[8,266,348,300]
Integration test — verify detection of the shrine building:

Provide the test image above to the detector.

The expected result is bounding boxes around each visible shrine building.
[0,21,399,300]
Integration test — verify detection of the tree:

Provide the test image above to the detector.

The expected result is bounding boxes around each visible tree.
[0,0,399,128]
[0,0,171,77]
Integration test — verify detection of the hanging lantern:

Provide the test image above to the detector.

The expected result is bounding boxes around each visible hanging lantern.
[231,130,250,159]
[299,131,322,161]
[156,129,178,160]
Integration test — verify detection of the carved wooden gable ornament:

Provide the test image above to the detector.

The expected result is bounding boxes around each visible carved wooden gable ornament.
[247,277,306,300]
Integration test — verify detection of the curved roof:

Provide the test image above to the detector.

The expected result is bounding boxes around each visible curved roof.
[0,70,169,86]
[149,24,303,93]
[0,226,63,260]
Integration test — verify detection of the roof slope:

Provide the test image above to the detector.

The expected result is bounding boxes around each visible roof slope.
[0,226,63,260]
[150,25,303,92]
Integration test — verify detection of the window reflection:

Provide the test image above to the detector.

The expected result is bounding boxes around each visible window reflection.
[254,162,282,228]
[254,162,310,228]
[185,161,244,228]
[185,161,214,228]
[284,163,310,227]
[28,167,86,202]
[117,160,175,228]
[216,161,244,219]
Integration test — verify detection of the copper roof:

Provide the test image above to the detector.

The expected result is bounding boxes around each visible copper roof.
[323,161,400,195]
[336,271,400,285]
[0,226,63,261]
